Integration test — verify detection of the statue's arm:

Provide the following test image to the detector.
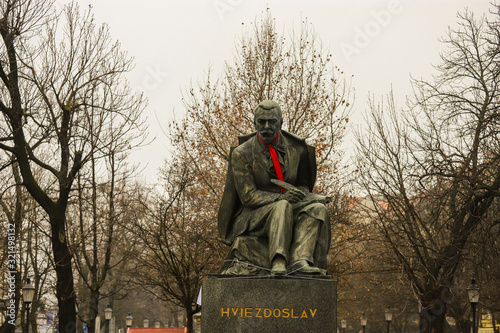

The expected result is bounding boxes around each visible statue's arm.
[297,143,316,192]
[231,148,281,208]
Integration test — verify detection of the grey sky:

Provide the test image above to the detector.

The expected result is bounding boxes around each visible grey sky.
[66,0,493,183]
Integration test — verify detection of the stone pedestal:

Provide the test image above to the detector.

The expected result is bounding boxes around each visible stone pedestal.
[201,275,336,333]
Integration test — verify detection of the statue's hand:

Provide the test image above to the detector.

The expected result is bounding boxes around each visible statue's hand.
[280,187,306,203]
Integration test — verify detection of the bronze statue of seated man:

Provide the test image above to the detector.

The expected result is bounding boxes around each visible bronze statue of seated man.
[218,100,331,276]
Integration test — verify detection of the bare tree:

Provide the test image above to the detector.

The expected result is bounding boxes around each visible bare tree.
[355,6,500,332]
[69,148,140,333]
[463,198,500,332]
[0,2,147,331]
[132,159,222,333]
[174,10,351,194]
[332,195,420,333]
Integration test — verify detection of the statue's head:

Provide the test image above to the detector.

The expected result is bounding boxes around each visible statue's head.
[254,100,283,144]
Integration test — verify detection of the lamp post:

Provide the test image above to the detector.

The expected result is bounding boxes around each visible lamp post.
[385,306,393,333]
[22,278,35,333]
[341,317,347,333]
[104,305,113,333]
[467,279,480,333]
[154,320,160,328]
[143,318,149,328]
[125,313,133,332]
[360,313,367,333]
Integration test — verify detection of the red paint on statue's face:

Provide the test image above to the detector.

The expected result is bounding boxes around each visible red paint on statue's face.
[254,108,282,144]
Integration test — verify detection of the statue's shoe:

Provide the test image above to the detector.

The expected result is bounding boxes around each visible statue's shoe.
[271,261,287,275]
[289,260,322,275]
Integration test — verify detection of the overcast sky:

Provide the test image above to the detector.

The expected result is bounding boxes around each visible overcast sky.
[63,0,493,184]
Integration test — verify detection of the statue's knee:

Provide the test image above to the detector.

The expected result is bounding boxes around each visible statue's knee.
[310,202,327,211]
[274,199,293,213]
[305,203,329,221]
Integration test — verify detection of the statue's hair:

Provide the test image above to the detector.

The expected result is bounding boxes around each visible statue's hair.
[253,100,282,121]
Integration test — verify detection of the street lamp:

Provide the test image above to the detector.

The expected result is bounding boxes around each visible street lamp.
[360,313,367,333]
[154,320,160,328]
[467,278,480,333]
[22,278,35,333]
[341,317,347,333]
[104,305,113,333]
[125,313,133,331]
[143,318,149,328]
[385,306,393,333]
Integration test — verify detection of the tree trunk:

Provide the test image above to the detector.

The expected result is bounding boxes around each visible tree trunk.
[0,321,15,333]
[185,308,193,333]
[172,310,179,327]
[51,213,77,333]
[490,311,498,333]
[87,289,100,333]
[419,291,448,333]
[455,319,469,333]
[419,310,448,333]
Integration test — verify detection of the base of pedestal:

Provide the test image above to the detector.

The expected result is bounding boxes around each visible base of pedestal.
[201,275,337,333]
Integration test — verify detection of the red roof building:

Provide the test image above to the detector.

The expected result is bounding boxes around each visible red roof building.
[128,328,187,333]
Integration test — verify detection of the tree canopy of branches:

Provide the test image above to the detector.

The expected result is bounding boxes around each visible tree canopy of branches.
[355,6,500,333]
[172,10,351,198]
[0,1,147,332]
[133,159,221,333]
[69,150,140,333]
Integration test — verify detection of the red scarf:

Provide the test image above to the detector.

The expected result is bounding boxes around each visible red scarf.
[258,133,285,193]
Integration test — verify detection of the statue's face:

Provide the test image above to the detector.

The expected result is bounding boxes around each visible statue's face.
[254,107,282,144]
